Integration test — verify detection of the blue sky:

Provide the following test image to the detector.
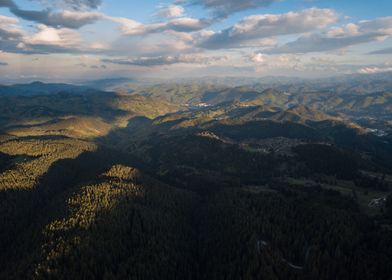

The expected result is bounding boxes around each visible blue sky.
[1,0,392,82]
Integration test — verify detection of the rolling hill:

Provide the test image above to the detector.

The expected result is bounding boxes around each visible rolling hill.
[0,80,391,280]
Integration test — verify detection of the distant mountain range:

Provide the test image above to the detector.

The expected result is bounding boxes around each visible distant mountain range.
[0,81,99,96]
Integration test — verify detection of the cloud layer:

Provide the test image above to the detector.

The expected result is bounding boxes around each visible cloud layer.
[197,8,338,49]
[1,0,392,78]
[266,17,392,54]
[0,0,102,29]
[109,16,210,36]
[102,54,227,67]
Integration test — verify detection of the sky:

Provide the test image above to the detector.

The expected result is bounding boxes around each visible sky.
[1,0,392,82]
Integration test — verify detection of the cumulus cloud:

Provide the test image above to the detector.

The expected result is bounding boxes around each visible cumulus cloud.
[17,26,85,54]
[2,0,391,78]
[248,53,266,63]
[156,5,184,19]
[0,18,100,55]
[197,8,338,49]
[102,54,227,67]
[0,14,24,39]
[109,16,210,36]
[165,17,210,32]
[178,0,279,18]
[24,24,81,47]
[0,0,102,29]
[266,16,392,54]
[247,52,301,67]
[0,15,26,53]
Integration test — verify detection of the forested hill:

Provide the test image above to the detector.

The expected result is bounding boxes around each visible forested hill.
[0,80,391,279]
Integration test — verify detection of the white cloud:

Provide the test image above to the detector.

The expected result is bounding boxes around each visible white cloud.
[0,15,24,39]
[0,21,104,55]
[266,16,392,54]
[0,15,27,53]
[107,17,144,36]
[156,5,185,19]
[24,24,81,47]
[249,53,266,63]
[358,67,392,74]
[197,8,338,49]
[2,1,392,79]
[89,41,107,49]
[247,52,302,68]
[108,16,210,36]
[0,14,18,25]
